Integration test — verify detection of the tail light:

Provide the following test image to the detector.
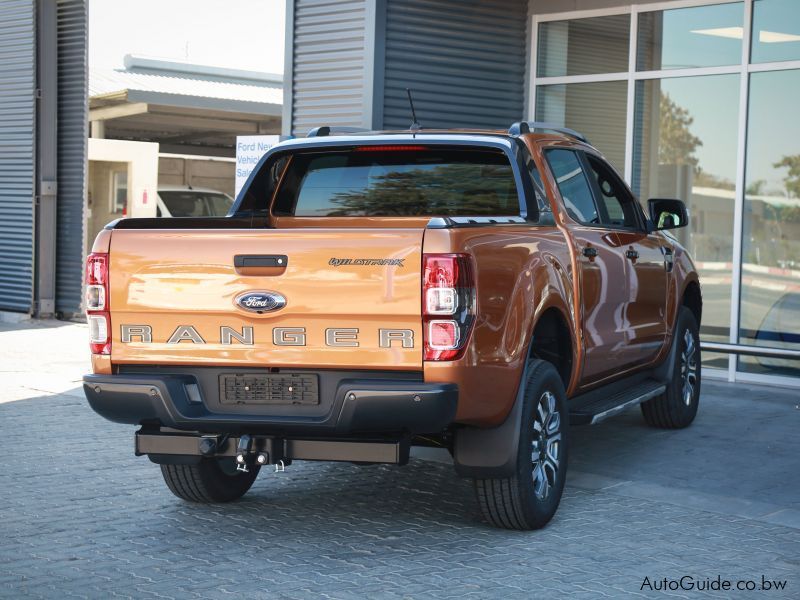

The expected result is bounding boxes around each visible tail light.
[422,254,475,361]
[85,252,111,355]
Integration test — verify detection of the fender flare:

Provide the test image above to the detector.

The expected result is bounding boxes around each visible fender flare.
[453,301,575,479]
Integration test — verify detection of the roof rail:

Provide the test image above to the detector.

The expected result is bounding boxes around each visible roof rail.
[306,126,372,138]
[508,121,590,144]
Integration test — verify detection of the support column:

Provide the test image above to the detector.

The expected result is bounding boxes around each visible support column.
[35,0,58,317]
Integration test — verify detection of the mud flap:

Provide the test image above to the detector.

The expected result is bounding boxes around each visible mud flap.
[452,360,530,479]
[652,327,680,385]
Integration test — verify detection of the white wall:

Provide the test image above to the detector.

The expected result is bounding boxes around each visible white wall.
[87,138,159,218]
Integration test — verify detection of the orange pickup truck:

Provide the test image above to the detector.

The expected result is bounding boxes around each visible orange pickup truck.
[83,123,702,530]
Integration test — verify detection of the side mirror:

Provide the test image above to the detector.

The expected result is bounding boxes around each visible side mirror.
[648,198,689,231]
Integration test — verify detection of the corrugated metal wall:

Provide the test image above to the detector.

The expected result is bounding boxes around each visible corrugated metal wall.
[289,0,368,136]
[0,0,36,313]
[55,0,87,315]
[382,0,527,129]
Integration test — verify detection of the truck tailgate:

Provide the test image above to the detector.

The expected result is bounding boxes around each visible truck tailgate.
[108,228,423,370]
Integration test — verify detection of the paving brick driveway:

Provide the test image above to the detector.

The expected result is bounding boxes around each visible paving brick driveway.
[1,321,798,598]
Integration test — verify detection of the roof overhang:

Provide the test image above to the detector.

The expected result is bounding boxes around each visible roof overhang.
[89,89,281,157]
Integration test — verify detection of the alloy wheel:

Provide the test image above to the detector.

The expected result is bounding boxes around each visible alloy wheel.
[681,329,699,406]
[531,390,561,500]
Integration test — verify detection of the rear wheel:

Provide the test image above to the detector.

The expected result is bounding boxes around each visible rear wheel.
[160,458,260,503]
[474,360,568,530]
[641,307,701,429]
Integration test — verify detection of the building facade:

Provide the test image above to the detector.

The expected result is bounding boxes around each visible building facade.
[283,0,800,385]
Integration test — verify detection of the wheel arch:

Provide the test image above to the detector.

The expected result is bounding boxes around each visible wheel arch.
[682,279,702,327]
[527,305,575,391]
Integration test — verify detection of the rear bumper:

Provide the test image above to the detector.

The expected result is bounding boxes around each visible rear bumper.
[83,372,457,435]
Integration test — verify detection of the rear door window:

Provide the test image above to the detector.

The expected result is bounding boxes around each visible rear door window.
[544,148,600,224]
[272,147,520,217]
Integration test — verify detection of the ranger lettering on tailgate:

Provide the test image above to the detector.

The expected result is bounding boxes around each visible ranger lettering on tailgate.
[119,324,415,347]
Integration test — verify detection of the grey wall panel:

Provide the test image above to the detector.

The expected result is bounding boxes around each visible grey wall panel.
[383,0,527,130]
[0,0,36,313]
[55,0,87,315]
[289,0,368,136]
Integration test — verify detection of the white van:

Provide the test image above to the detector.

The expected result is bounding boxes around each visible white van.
[156,186,234,218]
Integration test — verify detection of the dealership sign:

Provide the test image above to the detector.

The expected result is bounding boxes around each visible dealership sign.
[235,135,280,198]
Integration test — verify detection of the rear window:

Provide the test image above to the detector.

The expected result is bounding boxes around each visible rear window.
[272,147,520,217]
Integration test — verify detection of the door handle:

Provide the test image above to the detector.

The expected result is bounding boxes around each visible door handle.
[625,249,639,260]
[582,246,598,259]
[662,247,674,272]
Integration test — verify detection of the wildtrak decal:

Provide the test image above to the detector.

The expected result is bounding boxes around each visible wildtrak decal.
[328,258,405,267]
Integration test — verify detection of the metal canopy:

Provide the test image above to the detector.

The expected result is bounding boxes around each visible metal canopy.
[89,55,283,156]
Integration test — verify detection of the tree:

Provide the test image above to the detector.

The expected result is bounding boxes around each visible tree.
[659,92,702,170]
[746,179,767,195]
[774,154,800,198]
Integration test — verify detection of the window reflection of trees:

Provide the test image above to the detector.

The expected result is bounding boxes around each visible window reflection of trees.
[326,164,517,216]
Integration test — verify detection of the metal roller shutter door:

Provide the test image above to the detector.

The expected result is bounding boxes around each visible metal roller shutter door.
[0,0,36,313]
[382,0,527,130]
[55,0,88,315]
[290,0,367,136]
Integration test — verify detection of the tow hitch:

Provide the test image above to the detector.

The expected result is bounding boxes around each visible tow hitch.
[135,429,409,466]
[235,435,253,472]
[231,435,282,472]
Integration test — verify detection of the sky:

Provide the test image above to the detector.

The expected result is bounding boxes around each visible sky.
[89,0,285,74]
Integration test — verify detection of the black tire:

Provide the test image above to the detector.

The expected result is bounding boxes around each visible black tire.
[160,458,260,503]
[641,307,701,429]
[474,360,568,530]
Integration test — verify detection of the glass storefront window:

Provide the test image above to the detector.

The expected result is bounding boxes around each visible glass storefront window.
[637,2,743,71]
[739,69,800,377]
[533,2,800,383]
[535,81,627,172]
[633,74,740,370]
[537,15,630,77]
[751,0,800,63]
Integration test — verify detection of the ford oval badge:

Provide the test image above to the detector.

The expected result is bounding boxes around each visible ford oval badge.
[235,291,287,313]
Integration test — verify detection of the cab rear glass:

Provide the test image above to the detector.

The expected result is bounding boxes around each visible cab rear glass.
[272,147,520,217]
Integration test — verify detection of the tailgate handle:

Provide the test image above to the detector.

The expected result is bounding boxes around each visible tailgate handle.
[234,255,287,268]
[234,255,288,276]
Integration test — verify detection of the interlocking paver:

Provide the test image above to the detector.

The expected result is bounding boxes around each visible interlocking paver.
[1,320,798,598]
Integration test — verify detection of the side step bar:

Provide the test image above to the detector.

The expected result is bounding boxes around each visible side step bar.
[569,379,666,425]
[136,430,409,465]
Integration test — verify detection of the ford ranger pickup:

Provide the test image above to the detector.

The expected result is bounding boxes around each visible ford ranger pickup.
[83,122,702,530]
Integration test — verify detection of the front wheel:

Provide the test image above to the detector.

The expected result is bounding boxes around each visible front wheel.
[641,307,701,429]
[160,458,260,503]
[474,360,568,530]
